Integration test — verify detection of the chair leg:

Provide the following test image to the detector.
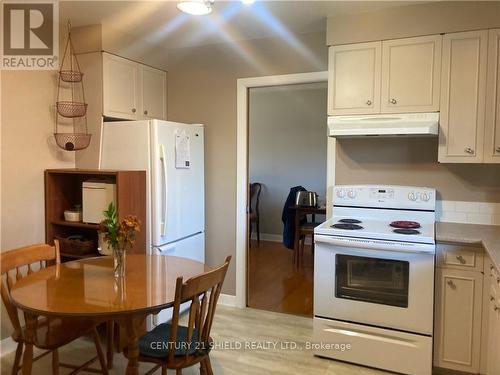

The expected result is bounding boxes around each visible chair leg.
[176,369,182,375]
[51,349,59,375]
[311,234,315,255]
[162,365,167,375]
[92,328,109,375]
[106,320,114,369]
[204,356,214,375]
[11,342,23,375]
[256,218,260,245]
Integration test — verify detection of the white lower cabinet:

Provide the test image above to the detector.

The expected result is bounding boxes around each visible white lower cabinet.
[487,263,500,375]
[434,267,483,373]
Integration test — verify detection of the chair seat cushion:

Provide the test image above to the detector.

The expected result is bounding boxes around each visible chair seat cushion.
[138,323,200,358]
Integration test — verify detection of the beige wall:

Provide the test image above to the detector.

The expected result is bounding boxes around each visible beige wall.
[1,71,75,339]
[336,138,500,202]
[167,31,327,294]
[327,1,500,46]
[249,83,327,236]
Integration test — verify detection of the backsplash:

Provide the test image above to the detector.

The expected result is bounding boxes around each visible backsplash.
[436,200,500,225]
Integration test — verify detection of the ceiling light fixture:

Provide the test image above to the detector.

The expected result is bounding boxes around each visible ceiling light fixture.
[241,0,255,4]
[177,0,214,15]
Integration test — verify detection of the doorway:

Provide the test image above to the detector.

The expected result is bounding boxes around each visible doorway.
[246,81,327,316]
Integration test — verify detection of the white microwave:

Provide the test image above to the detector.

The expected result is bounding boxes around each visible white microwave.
[82,181,116,224]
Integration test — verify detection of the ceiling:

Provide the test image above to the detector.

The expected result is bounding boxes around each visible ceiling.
[60,1,426,49]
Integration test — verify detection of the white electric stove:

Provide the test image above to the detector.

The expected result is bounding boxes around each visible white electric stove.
[313,185,436,375]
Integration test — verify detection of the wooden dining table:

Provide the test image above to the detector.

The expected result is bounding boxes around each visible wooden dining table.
[9,254,212,375]
[289,205,327,254]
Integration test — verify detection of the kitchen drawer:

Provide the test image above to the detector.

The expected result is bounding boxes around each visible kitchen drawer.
[437,244,484,272]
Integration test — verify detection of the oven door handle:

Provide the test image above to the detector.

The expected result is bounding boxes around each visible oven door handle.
[314,234,435,254]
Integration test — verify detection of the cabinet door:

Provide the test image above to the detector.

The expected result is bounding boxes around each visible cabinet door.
[381,35,442,113]
[434,268,483,373]
[328,42,381,115]
[438,30,488,163]
[141,66,166,120]
[487,266,500,375]
[485,29,500,163]
[103,53,140,120]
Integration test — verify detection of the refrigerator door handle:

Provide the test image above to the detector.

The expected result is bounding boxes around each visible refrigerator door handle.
[159,144,168,237]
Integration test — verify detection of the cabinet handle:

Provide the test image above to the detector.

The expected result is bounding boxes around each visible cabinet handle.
[496,147,500,153]
[464,147,474,154]
[366,100,372,106]
[495,305,500,312]
[132,108,137,113]
[447,280,456,289]
[144,110,148,115]
[390,98,397,104]
[491,295,496,302]
[456,255,466,264]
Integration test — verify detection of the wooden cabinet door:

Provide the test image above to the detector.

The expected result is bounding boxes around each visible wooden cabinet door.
[485,29,500,163]
[381,35,442,113]
[438,30,488,163]
[103,53,140,120]
[487,266,500,375]
[434,268,483,373]
[328,42,381,115]
[141,66,166,120]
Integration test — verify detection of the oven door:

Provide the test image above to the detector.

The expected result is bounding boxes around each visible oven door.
[314,235,435,335]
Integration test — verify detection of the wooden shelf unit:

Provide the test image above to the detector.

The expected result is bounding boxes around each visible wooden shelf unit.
[45,169,147,260]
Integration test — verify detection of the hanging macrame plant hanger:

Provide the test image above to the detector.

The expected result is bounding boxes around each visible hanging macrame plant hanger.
[54,21,91,151]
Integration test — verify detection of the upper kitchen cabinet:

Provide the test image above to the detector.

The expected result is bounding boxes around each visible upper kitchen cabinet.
[141,65,167,120]
[103,53,140,120]
[438,30,488,163]
[381,35,442,113]
[328,42,381,115]
[484,29,500,163]
[102,52,167,121]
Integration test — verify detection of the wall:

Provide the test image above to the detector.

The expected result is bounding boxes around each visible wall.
[336,138,500,202]
[326,1,500,46]
[1,70,75,339]
[166,31,327,294]
[249,82,327,236]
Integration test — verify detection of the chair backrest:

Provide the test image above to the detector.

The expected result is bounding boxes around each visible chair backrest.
[168,256,231,362]
[249,183,262,215]
[0,241,60,335]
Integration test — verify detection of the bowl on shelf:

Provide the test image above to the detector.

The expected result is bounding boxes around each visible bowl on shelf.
[64,209,82,222]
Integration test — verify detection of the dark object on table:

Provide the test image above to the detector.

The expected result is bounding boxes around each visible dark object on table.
[282,186,307,249]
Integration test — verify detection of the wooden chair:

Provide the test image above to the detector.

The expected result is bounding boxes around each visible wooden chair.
[295,214,319,268]
[0,241,108,375]
[130,256,232,375]
[249,183,262,246]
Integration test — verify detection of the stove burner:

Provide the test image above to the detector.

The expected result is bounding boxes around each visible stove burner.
[390,221,421,229]
[338,218,362,224]
[331,223,364,230]
[393,228,421,235]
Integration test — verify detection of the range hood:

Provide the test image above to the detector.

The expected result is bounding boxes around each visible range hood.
[328,112,439,138]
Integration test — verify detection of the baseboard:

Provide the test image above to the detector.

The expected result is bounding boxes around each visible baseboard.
[218,293,238,307]
[250,233,312,245]
[250,233,282,242]
[0,336,17,357]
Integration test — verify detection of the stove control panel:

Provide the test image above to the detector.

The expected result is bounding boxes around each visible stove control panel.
[333,185,436,211]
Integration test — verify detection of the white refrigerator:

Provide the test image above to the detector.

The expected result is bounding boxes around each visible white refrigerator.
[99,120,205,325]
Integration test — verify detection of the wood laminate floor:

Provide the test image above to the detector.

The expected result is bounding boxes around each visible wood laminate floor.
[248,240,313,317]
[0,306,389,374]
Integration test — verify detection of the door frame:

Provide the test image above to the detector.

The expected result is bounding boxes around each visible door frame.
[235,71,331,308]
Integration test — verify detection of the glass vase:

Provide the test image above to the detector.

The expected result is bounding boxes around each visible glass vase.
[113,247,126,278]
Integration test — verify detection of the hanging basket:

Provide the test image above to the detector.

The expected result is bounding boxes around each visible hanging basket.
[59,70,83,82]
[54,133,91,151]
[56,101,88,118]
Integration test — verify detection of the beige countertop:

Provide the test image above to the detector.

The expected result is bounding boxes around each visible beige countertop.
[436,222,500,271]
